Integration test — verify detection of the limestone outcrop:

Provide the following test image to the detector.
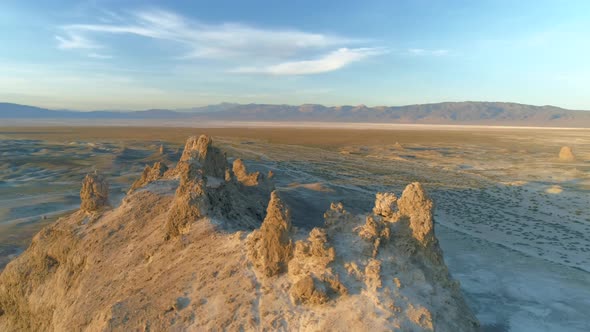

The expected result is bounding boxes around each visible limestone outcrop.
[232,158,261,186]
[165,136,275,236]
[397,182,436,247]
[128,161,169,193]
[179,135,227,178]
[165,163,210,239]
[559,146,576,161]
[247,191,293,277]
[79,171,109,212]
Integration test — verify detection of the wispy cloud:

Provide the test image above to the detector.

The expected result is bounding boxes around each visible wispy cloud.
[232,48,386,75]
[407,48,449,56]
[54,9,382,75]
[87,53,113,59]
[55,32,102,50]
[59,9,358,59]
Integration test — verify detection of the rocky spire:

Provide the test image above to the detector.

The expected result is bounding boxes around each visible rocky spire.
[559,146,576,161]
[397,182,435,248]
[80,171,109,212]
[179,135,227,178]
[248,191,293,277]
[232,158,261,186]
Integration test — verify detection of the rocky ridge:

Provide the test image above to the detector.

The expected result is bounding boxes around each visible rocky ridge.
[0,135,480,331]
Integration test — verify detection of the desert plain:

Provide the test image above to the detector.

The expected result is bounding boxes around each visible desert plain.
[0,124,589,331]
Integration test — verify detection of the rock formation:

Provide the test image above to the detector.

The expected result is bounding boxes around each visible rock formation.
[247,191,293,276]
[397,182,436,247]
[232,158,261,186]
[559,146,576,161]
[79,171,109,212]
[165,163,209,239]
[179,135,227,178]
[128,161,169,193]
[0,136,480,332]
[373,192,398,217]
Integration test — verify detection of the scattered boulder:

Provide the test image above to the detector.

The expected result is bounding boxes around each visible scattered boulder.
[289,274,328,305]
[248,191,293,277]
[559,146,576,162]
[128,162,169,193]
[80,172,109,213]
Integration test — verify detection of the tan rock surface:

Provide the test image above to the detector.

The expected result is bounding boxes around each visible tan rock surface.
[79,171,109,212]
[559,146,576,161]
[247,191,293,277]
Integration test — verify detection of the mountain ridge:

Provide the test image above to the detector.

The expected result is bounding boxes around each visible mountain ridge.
[2,101,590,127]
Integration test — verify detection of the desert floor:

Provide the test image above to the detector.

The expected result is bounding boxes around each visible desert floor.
[1,125,589,332]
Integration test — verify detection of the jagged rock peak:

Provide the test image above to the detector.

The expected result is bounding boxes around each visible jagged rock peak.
[232,158,261,186]
[80,171,109,212]
[128,162,169,193]
[398,182,435,246]
[247,191,293,277]
[165,163,209,239]
[179,135,227,178]
[373,192,398,217]
[559,146,576,161]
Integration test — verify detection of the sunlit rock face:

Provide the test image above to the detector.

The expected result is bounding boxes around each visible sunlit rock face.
[559,146,576,161]
[80,171,109,212]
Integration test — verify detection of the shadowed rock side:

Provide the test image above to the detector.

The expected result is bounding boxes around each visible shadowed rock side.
[559,146,576,161]
[167,137,275,236]
[80,171,109,212]
[0,135,479,331]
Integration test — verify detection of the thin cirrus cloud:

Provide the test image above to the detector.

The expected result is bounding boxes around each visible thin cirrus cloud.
[87,53,113,59]
[407,48,449,56]
[232,48,386,75]
[55,32,102,50]
[54,9,384,75]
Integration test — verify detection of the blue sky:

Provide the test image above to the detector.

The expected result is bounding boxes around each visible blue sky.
[1,0,589,110]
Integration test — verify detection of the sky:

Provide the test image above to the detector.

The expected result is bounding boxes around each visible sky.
[1,0,590,110]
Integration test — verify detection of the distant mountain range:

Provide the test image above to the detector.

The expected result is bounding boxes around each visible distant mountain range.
[2,101,590,127]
